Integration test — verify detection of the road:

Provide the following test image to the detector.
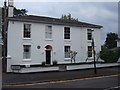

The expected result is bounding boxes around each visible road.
[3,74,120,89]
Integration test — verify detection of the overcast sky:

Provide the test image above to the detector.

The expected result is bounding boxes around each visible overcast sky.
[0,1,119,44]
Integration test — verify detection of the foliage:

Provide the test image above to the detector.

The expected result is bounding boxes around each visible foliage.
[14,7,28,16]
[61,13,78,21]
[2,7,27,17]
[52,60,58,65]
[41,61,46,66]
[100,46,120,63]
[105,32,118,49]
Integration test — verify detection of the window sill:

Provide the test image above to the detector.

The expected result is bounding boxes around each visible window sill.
[87,40,92,43]
[87,57,94,60]
[64,58,71,61]
[45,39,53,41]
[23,38,32,40]
[64,39,71,42]
[22,59,32,62]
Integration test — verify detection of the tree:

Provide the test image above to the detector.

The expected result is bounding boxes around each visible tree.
[100,33,120,63]
[14,7,28,16]
[105,32,118,49]
[61,13,78,21]
[100,46,119,63]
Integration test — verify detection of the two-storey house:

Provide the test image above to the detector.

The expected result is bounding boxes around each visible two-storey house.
[6,15,102,72]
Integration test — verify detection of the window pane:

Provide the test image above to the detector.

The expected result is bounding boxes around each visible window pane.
[64,27,70,39]
[24,24,31,38]
[45,25,52,39]
[64,46,70,58]
[88,46,92,57]
[87,29,92,40]
[23,45,31,59]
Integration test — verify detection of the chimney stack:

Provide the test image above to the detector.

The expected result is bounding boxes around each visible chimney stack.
[8,0,14,17]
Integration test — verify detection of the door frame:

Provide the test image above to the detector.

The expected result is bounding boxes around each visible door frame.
[45,50,51,65]
[44,45,53,65]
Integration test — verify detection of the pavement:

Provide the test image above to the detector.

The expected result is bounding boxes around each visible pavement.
[2,63,120,86]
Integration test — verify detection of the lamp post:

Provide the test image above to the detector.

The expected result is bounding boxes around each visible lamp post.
[91,29,97,74]
[0,7,2,90]
[92,37,97,74]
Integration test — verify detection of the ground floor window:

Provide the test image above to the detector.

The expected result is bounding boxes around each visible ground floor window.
[88,46,92,57]
[23,45,31,59]
[64,46,71,58]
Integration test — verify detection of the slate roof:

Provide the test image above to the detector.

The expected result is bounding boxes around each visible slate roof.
[8,15,103,28]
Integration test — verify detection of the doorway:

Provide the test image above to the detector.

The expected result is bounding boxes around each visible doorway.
[45,45,52,65]
[46,50,51,64]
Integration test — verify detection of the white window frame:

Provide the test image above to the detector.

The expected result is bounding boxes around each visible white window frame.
[23,44,31,61]
[64,45,71,59]
[87,29,92,40]
[64,27,70,40]
[45,25,52,40]
[23,23,31,39]
[88,46,92,58]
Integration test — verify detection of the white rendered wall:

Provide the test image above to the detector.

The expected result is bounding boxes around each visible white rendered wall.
[117,40,120,47]
[7,21,102,72]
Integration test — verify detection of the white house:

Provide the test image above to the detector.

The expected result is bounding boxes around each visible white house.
[6,15,103,73]
[4,0,103,73]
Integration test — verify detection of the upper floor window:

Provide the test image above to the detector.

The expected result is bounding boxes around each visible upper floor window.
[45,25,52,39]
[23,24,31,38]
[87,29,92,40]
[64,27,70,39]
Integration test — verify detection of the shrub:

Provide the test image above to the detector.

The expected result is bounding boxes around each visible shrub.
[100,47,119,63]
[41,61,46,66]
[53,60,58,65]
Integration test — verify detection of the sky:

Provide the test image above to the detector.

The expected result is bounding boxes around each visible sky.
[0,0,119,44]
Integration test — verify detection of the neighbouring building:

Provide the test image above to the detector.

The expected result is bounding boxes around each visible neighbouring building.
[117,39,120,47]
[117,30,120,47]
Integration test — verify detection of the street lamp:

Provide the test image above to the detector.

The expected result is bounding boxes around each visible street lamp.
[91,29,97,74]
[0,7,2,90]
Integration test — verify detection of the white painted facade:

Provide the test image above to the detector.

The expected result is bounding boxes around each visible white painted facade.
[117,40,120,47]
[7,16,102,72]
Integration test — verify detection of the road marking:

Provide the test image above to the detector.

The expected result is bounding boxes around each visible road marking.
[104,86,120,90]
[3,74,120,87]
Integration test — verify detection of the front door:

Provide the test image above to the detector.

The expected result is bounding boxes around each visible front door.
[46,50,51,64]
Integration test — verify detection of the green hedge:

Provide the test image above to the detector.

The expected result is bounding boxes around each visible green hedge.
[100,47,120,63]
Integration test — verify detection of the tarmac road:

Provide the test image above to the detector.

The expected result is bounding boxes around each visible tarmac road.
[5,74,119,89]
[2,66,120,87]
